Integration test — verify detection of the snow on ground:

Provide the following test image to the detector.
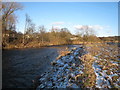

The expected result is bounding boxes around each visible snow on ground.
[36,45,85,89]
[36,43,120,89]
[90,44,120,88]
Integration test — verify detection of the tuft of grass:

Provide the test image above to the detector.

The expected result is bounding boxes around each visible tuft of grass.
[80,53,96,88]
[112,76,119,82]
[56,48,71,60]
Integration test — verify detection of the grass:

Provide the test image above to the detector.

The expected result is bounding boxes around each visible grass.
[56,48,71,60]
[79,53,96,88]
[83,42,120,88]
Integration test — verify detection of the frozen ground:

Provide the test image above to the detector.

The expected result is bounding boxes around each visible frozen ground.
[36,43,120,89]
[91,44,120,88]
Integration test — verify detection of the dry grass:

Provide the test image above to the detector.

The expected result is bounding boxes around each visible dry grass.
[56,47,71,60]
[80,53,96,88]
[85,43,120,88]
[59,50,71,56]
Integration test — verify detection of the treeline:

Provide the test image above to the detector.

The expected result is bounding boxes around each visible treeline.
[99,36,120,42]
[1,2,101,49]
[2,24,100,49]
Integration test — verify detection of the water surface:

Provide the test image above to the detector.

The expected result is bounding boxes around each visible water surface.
[2,45,79,88]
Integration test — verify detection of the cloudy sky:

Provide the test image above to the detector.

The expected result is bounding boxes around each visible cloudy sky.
[16,2,118,37]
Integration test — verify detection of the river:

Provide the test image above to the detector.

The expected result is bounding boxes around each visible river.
[2,45,80,88]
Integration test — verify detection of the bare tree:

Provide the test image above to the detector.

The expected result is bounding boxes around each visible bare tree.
[2,2,23,45]
[7,14,17,31]
[2,2,23,31]
[23,14,35,44]
[38,25,46,44]
[24,14,32,34]
[23,14,30,44]
[76,25,96,44]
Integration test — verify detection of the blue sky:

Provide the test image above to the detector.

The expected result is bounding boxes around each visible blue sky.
[16,2,118,37]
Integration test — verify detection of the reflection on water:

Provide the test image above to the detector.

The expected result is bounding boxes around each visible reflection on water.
[2,45,79,88]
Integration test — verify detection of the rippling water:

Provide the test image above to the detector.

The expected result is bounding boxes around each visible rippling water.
[2,45,79,88]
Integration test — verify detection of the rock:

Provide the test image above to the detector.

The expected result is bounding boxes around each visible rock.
[51,61,57,66]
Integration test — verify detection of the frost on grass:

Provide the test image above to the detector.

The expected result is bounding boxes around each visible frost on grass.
[36,46,85,89]
[89,43,120,88]
[36,43,120,89]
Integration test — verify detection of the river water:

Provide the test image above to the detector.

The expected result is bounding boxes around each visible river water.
[2,45,79,88]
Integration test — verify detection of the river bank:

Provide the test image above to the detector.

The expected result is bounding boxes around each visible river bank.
[2,41,107,50]
[36,43,120,89]
[2,43,83,50]
[3,41,119,50]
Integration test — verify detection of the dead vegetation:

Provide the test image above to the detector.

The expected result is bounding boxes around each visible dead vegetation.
[56,47,71,60]
[79,53,96,88]
[85,43,120,88]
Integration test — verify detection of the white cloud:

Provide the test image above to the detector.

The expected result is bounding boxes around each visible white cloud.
[93,25,103,30]
[51,22,65,25]
[73,25,103,30]
[53,26,61,29]
[73,25,83,30]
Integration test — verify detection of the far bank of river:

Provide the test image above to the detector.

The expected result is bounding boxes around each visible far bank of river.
[2,45,81,88]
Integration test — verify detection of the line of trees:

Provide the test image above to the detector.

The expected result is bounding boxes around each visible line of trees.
[1,2,100,49]
[23,14,73,46]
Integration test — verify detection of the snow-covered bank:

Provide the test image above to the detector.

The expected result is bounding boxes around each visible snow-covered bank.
[36,43,120,89]
[86,43,120,88]
[92,58,120,88]
[36,45,86,89]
